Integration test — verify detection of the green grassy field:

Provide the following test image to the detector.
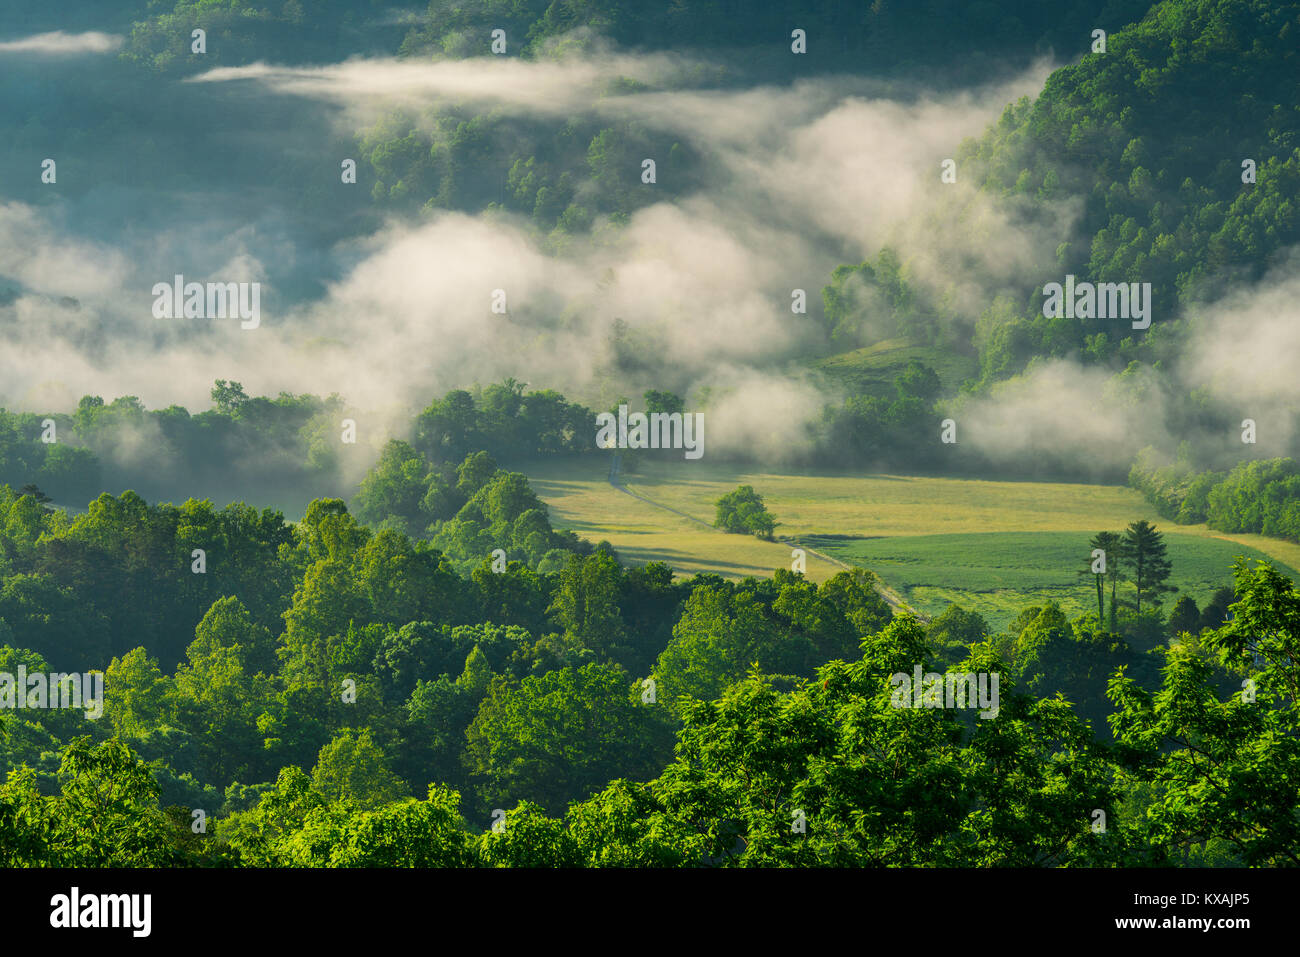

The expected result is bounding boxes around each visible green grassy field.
[809,338,979,397]
[808,531,1294,629]
[526,457,1300,628]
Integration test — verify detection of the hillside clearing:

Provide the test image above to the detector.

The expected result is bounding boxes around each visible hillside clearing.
[526,458,1300,626]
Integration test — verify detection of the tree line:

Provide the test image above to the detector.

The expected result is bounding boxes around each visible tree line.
[1130,452,1300,543]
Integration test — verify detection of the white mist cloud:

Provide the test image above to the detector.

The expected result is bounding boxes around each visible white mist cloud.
[953,359,1169,471]
[838,245,1300,475]
[0,43,1077,475]
[0,202,129,300]
[0,31,122,55]
[699,370,827,462]
[187,48,698,122]
[1180,252,1300,454]
[1185,256,1300,407]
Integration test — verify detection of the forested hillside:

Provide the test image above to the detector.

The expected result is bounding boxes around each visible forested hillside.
[3,475,1295,867]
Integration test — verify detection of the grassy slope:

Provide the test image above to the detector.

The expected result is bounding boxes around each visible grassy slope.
[810,531,1294,628]
[809,339,979,397]
[527,457,1300,627]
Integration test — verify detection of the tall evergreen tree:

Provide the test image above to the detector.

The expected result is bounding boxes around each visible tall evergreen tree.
[1124,520,1174,612]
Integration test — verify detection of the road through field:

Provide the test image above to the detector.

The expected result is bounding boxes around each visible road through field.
[604,454,924,619]
[527,457,1300,628]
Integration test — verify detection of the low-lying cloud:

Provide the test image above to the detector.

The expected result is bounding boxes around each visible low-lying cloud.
[1,41,1083,483]
[0,31,122,55]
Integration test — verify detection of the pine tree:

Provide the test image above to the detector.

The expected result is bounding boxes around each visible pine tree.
[1124,520,1174,612]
